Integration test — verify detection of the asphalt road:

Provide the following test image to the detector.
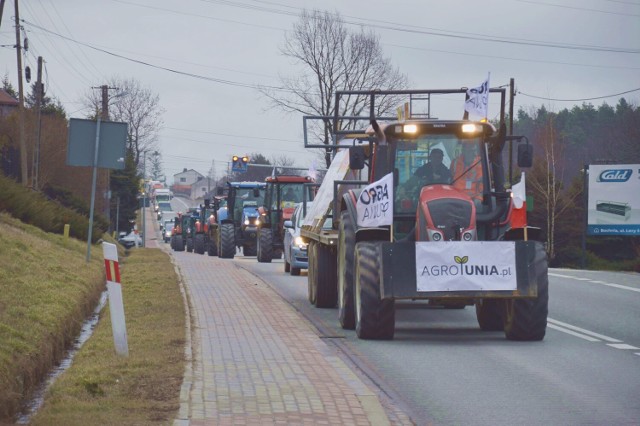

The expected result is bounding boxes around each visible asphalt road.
[232,256,640,426]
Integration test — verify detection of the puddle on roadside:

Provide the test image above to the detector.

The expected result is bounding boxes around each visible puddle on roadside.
[16,290,108,424]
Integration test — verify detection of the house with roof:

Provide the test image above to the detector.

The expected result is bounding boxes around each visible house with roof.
[172,168,204,197]
[0,88,19,118]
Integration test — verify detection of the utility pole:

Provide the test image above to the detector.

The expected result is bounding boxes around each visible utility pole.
[93,84,117,231]
[508,78,516,185]
[14,0,28,186]
[32,56,43,190]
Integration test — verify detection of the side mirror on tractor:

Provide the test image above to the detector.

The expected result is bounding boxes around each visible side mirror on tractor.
[517,143,533,168]
[349,146,365,170]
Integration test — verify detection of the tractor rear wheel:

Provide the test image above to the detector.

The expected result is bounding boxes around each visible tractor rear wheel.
[175,235,185,252]
[243,245,257,256]
[207,234,218,256]
[219,224,235,259]
[186,237,194,253]
[476,299,504,331]
[315,243,337,308]
[355,242,395,340]
[257,229,273,263]
[503,243,549,341]
[338,211,356,329]
[307,241,317,305]
[194,234,205,254]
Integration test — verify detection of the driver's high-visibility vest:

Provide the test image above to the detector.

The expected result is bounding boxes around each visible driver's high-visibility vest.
[451,155,483,200]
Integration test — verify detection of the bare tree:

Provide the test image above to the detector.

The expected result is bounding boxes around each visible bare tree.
[84,77,164,167]
[528,111,580,262]
[261,10,408,167]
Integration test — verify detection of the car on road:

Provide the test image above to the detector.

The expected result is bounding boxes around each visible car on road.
[162,221,175,243]
[157,202,172,220]
[283,202,331,275]
[118,231,142,249]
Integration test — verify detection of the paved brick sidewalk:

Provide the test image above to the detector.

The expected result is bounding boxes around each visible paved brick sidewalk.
[170,251,403,425]
[141,208,410,424]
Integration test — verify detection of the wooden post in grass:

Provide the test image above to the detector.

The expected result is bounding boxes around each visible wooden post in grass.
[102,242,129,356]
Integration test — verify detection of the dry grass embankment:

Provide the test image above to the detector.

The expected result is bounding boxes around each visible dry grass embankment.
[0,208,186,424]
[30,247,186,425]
[0,213,106,421]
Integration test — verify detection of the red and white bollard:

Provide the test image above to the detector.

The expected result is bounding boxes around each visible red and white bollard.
[102,242,129,356]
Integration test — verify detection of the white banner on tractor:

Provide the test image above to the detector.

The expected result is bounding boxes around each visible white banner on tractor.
[416,241,517,292]
[357,173,394,227]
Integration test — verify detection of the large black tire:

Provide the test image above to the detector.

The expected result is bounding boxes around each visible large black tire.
[315,242,338,308]
[476,299,504,331]
[186,237,194,253]
[257,228,273,263]
[354,242,395,340]
[170,235,176,250]
[307,241,317,305]
[290,266,301,276]
[284,258,291,273]
[207,234,218,256]
[243,244,257,257]
[175,235,185,252]
[503,244,549,341]
[219,223,235,259]
[338,211,356,330]
[194,234,205,254]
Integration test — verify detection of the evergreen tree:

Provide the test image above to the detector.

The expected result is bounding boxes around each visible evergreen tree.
[110,148,141,234]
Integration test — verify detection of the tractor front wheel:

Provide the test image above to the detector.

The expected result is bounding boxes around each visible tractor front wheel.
[257,229,273,263]
[354,242,395,340]
[219,224,235,259]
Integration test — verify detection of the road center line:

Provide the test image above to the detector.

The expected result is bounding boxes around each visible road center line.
[549,273,640,293]
[607,343,640,350]
[547,318,622,343]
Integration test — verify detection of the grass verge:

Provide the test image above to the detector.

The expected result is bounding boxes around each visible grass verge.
[30,247,186,425]
[0,213,106,422]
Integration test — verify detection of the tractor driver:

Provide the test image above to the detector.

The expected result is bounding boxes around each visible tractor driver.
[413,148,452,184]
[450,143,484,202]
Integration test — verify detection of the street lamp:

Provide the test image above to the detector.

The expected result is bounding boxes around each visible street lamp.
[142,151,147,248]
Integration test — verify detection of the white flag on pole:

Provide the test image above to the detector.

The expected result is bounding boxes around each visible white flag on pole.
[464,73,490,119]
[356,173,394,227]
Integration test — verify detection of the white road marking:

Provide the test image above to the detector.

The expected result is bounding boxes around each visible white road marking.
[549,273,640,293]
[548,318,622,343]
[547,323,600,342]
[607,343,640,350]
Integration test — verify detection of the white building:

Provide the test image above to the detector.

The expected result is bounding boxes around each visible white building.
[172,168,204,197]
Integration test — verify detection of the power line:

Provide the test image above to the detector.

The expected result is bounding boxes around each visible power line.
[198,0,640,53]
[518,87,640,102]
[21,20,296,94]
[514,0,640,17]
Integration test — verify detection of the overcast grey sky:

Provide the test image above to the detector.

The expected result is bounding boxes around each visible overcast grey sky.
[1,0,638,182]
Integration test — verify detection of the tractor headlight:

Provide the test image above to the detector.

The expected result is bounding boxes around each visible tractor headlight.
[403,124,417,134]
[462,123,481,133]
[244,219,250,225]
[462,229,476,241]
[429,230,443,241]
[255,218,261,226]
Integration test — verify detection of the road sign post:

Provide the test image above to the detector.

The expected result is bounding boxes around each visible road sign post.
[102,242,129,357]
[231,155,249,172]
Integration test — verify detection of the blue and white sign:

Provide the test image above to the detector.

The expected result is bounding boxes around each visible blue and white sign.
[587,164,640,236]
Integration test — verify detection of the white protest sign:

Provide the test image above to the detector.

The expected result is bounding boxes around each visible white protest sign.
[102,242,129,356]
[357,173,394,227]
[416,241,517,292]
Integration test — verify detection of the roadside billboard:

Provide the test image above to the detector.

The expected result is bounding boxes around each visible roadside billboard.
[587,164,640,236]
